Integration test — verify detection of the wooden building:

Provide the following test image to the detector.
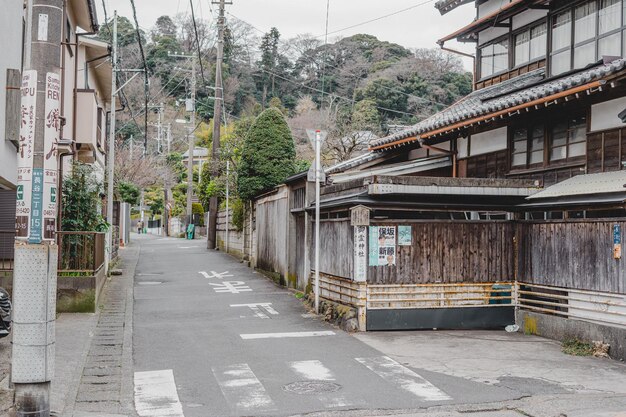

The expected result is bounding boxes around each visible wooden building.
[218,0,626,358]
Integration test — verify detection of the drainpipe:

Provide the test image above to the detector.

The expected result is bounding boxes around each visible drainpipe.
[438,42,477,87]
[84,52,111,89]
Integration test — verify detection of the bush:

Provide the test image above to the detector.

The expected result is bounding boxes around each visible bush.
[192,202,205,226]
[231,198,245,231]
[237,108,296,200]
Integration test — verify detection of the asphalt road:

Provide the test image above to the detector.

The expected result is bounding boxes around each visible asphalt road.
[132,234,526,417]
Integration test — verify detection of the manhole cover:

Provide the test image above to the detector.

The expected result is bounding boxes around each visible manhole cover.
[137,281,162,285]
[282,381,342,395]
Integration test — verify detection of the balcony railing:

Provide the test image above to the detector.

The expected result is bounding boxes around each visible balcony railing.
[57,231,105,274]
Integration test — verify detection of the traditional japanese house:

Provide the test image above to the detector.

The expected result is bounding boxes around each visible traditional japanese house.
[301,0,625,358]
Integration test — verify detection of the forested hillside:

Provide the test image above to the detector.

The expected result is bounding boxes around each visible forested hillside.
[100,14,471,162]
[103,14,471,216]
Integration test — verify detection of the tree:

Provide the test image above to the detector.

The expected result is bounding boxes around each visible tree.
[61,162,108,232]
[117,181,140,205]
[237,108,296,200]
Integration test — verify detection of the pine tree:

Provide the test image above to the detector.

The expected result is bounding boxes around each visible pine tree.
[237,108,296,200]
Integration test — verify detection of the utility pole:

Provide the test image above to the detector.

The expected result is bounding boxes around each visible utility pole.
[12,1,63,415]
[169,53,197,227]
[129,134,134,160]
[105,11,118,274]
[156,102,163,154]
[208,0,229,249]
[166,123,171,153]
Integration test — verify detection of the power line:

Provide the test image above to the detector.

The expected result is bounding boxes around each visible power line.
[253,67,417,117]
[129,0,150,154]
[227,13,449,109]
[318,0,436,38]
[189,0,207,84]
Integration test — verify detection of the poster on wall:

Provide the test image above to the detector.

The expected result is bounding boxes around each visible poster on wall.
[368,226,379,266]
[15,70,37,239]
[353,226,367,281]
[377,226,396,266]
[398,225,412,246]
[42,72,61,241]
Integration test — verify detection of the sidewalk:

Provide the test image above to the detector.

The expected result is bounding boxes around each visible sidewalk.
[51,243,139,417]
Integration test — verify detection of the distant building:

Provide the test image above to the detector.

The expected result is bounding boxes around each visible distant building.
[182,147,209,171]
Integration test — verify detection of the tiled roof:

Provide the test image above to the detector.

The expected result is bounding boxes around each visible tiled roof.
[369,59,626,150]
[326,152,385,174]
[527,170,626,200]
[434,0,473,15]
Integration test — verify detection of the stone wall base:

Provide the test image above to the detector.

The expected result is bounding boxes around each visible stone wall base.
[516,310,626,361]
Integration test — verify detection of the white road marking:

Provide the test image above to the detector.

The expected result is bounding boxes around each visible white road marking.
[212,363,274,413]
[301,313,317,318]
[199,271,233,279]
[209,281,252,294]
[240,331,335,340]
[289,360,334,381]
[287,360,356,408]
[178,246,201,249]
[134,369,185,417]
[230,303,279,319]
[355,356,451,401]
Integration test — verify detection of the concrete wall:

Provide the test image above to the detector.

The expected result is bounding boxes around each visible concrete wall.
[516,310,626,361]
[0,0,23,189]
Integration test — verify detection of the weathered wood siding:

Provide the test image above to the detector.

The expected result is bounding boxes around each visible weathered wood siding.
[519,220,626,294]
[310,220,353,280]
[587,127,626,174]
[293,214,307,288]
[368,221,516,285]
[256,189,289,277]
[216,209,245,260]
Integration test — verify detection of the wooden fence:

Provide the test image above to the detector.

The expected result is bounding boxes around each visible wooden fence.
[256,189,289,276]
[368,221,516,285]
[519,220,626,294]
[57,231,105,273]
[309,220,354,280]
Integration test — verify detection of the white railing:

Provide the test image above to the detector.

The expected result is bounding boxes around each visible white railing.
[517,283,626,328]
[367,282,514,310]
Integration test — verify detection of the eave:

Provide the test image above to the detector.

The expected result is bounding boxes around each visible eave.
[435,0,474,15]
[438,0,551,45]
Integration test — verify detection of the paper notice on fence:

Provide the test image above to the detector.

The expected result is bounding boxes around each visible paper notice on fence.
[376,226,396,266]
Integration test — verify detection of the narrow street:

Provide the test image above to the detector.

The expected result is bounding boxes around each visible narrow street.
[130,233,606,417]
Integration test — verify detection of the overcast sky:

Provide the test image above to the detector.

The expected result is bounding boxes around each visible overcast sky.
[96,0,475,70]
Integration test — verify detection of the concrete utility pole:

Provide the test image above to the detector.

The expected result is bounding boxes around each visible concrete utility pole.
[12,0,63,415]
[188,59,196,225]
[207,0,229,250]
[170,53,197,226]
[105,11,118,274]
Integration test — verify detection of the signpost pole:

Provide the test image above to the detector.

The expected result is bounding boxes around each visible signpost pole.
[314,130,321,314]
[12,0,63,414]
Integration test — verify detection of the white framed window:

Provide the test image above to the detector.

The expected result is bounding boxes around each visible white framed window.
[551,0,626,76]
[479,38,509,79]
[514,22,547,66]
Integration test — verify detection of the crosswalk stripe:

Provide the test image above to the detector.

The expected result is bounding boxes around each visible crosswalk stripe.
[212,363,275,413]
[355,356,451,402]
[240,331,335,340]
[134,369,185,417]
[289,360,335,381]
[287,360,356,409]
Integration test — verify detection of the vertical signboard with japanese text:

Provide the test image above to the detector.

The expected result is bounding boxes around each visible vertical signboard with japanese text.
[353,226,367,281]
[42,72,60,241]
[614,224,622,260]
[15,70,37,239]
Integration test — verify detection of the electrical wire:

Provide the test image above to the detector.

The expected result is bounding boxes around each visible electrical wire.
[189,0,207,84]
[227,13,449,109]
[317,0,436,38]
[129,0,150,154]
